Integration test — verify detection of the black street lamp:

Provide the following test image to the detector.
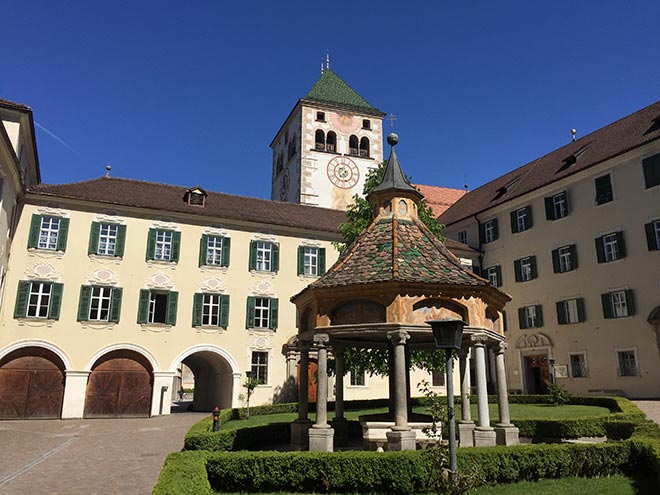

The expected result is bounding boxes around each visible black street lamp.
[427,318,467,486]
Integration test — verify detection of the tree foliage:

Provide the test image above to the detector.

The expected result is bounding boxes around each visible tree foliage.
[332,162,447,376]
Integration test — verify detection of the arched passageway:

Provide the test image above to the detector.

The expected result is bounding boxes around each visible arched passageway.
[0,347,65,419]
[180,351,234,411]
[84,350,153,418]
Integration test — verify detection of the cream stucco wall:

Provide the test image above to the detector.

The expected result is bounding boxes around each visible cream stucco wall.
[444,141,660,398]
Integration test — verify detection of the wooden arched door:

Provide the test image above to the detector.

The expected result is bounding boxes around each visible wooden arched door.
[84,351,153,418]
[0,348,65,419]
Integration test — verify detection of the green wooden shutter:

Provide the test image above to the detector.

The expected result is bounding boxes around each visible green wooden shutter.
[318,248,326,274]
[569,245,578,270]
[249,241,257,270]
[625,290,636,316]
[576,298,586,322]
[28,215,42,248]
[556,301,566,325]
[526,206,533,229]
[514,259,522,282]
[88,222,100,255]
[56,218,69,252]
[192,293,203,326]
[109,287,122,322]
[530,256,538,279]
[77,285,93,321]
[494,265,502,287]
[616,231,626,259]
[545,196,555,220]
[199,235,208,266]
[246,296,256,328]
[297,246,304,275]
[502,311,507,332]
[595,236,606,263]
[146,229,156,260]
[269,298,279,330]
[219,294,230,328]
[171,231,181,262]
[551,248,560,273]
[48,283,64,320]
[166,291,178,325]
[221,237,231,267]
[492,219,499,240]
[271,243,279,272]
[518,307,527,329]
[646,222,659,251]
[601,293,614,319]
[137,289,150,323]
[642,153,660,188]
[510,211,518,233]
[535,305,543,327]
[478,223,486,244]
[14,281,30,318]
[115,225,127,257]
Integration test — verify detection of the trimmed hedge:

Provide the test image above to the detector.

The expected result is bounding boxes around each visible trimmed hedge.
[185,422,290,451]
[152,451,212,495]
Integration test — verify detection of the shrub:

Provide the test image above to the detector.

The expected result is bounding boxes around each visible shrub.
[152,451,212,495]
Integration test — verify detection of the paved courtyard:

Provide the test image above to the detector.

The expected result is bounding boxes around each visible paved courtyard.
[634,400,660,426]
[0,412,206,495]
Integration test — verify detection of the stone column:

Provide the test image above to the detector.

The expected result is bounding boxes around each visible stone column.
[458,348,475,447]
[494,342,519,445]
[285,349,298,402]
[309,334,334,452]
[472,336,496,446]
[291,342,312,450]
[151,371,177,416]
[61,371,90,419]
[386,330,416,451]
[330,343,348,446]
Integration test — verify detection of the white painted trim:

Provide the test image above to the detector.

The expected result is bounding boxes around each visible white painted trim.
[168,344,240,375]
[85,342,160,371]
[0,339,73,370]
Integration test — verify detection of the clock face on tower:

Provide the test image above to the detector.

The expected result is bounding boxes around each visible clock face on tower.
[327,156,359,189]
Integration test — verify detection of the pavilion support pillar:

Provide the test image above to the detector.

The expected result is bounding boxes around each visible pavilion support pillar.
[458,348,475,447]
[309,334,334,452]
[386,330,416,451]
[494,342,519,445]
[387,343,395,414]
[330,343,348,447]
[472,336,496,447]
[290,342,312,450]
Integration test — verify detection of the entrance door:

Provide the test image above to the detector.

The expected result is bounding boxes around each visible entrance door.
[0,350,65,419]
[85,353,152,418]
[297,359,318,403]
[524,355,549,394]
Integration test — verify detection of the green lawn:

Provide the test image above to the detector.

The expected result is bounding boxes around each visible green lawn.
[218,403,609,431]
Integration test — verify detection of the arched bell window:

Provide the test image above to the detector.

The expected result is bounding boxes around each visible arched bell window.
[349,135,359,156]
[315,130,325,150]
[326,131,337,152]
[359,137,370,158]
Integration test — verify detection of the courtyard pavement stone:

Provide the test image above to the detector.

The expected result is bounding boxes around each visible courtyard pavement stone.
[0,412,206,495]
[634,400,660,426]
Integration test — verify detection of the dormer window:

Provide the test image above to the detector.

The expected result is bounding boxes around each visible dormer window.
[184,187,207,207]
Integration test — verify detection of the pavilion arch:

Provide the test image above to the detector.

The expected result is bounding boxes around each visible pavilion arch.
[0,340,72,371]
[300,307,314,333]
[330,299,386,325]
[412,298,469,323]
[85,343,159,372]
[169,344,240,411]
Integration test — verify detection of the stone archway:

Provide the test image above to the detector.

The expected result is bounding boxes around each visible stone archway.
[0,346,66,419]
[515,333,553,394]
[170,346,239,411]
[84,350,153,418]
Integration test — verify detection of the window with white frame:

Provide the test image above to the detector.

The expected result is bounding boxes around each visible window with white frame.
[251,351,269,384]
[557,298,584,324]
[603,233,619,262]
[602,290,634,319]
[516,208,529,232]
[525,306,537,327]
[256,242,272,271]
[97,223,119,256]
[655,221,660,249]
[254,297,271,328]
[644,220,660,251]
[303,247,318,276]
[611,291,628,318]
[485,266,501,287]
[552,192,568,219]
[206,236,224,265]
[617,350,638,377]
[483,219,497,243]
[569,353,588,378]
[149,292,170,323]
[27,282,52,318]
[89,286,113,321]
[519,304,543,329]
[520,257,533,281]
[558,246,572,272]
[154,230,173,261]
[38,216,60,250]
[457,230,468,245]
[202,294,221,326]
[350,370,366,386]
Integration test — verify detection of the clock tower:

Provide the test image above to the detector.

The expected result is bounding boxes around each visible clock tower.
[270,68,385,210]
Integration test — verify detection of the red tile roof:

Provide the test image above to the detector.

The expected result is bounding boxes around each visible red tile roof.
[414,184,466,217]
[439,100,660,226]
[29,177,347,235]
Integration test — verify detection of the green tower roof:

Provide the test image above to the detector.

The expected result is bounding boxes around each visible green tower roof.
[303,70,382,114]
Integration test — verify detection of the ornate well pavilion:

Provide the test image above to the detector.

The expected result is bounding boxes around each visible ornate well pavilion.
[288,134,519,451]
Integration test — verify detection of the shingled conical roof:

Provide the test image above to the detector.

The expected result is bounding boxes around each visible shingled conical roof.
[302,69,384,115]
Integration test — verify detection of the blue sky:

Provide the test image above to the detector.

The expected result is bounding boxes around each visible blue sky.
[2,1,659,199]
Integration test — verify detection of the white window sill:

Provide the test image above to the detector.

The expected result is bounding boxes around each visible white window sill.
[16,317,56,327]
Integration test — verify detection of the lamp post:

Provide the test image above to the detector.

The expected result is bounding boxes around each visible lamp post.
[548,357,556,385]
[427,318,467,486]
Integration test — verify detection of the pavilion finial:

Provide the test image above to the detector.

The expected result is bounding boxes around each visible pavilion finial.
[326,50,330,70]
